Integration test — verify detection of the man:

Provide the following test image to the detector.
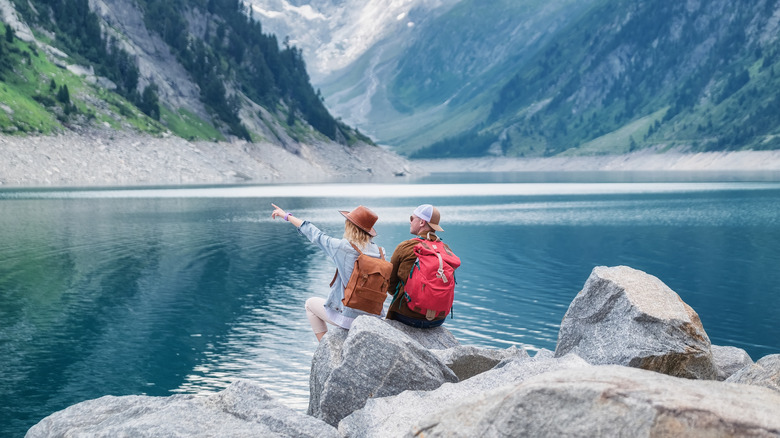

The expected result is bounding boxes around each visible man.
[386,204,457,328]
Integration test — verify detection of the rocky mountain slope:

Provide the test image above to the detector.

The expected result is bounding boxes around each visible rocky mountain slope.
[0,127,414,186]
[246,0,461,82]
[253,0,593,154]
[257,0,780,158]
[0,0,415,185]
[481,0,780,158]
[0,0,370,144]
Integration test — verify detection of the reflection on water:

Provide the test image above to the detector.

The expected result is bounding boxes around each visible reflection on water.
[1,177,779,437]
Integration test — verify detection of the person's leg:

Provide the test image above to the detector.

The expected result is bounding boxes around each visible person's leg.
[305,297,333,341]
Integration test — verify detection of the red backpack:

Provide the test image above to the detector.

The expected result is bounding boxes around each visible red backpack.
[403,238,461,320]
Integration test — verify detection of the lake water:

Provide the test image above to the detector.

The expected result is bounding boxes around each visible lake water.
[2,172,780,437]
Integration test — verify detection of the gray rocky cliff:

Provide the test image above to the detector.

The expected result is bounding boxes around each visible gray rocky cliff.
[90,0,208,121]
[26,265,780,437]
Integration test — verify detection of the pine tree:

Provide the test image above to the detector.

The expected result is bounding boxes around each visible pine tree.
[140,84,160,120]
[57,85,70,104]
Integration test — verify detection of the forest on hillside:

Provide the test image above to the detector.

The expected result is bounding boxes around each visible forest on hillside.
[8,0,346,142]
[412,0,780,158]
[9,0,160,120]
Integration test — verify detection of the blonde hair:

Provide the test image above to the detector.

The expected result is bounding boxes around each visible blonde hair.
[344,220,371,249]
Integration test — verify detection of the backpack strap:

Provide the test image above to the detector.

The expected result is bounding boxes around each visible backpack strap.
[415,240,447,283]
[434,251,447,283]
[329,270,339,287]
[349,242,363,255]
[350,242,385,260]
[330,242,383,287]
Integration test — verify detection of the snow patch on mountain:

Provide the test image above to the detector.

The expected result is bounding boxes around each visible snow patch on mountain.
[245,0,458,80]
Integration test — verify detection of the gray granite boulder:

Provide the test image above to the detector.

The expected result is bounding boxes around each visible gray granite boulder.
[555,265,718,379]
[532,348,555,359]
[307,326,350,418]
[384,319,460,349]
[338,353,590,437]
[726,354,780,392]
[26,379,338,438]
[410,365,780,437]
[308,316,459,426]
[712,344,754,381]
[432,345,530,380]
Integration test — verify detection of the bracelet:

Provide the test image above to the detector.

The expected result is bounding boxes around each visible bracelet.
[284,212,291,221]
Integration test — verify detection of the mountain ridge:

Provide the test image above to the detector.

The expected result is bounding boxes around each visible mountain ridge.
[0,0,373,148]
[479,0,780,158]
[4,0,780,161]
[264,0,780,157]
[0,0,416,186]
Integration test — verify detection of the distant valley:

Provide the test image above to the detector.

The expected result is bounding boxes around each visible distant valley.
[3,0,779,161]
[254,0,780,158]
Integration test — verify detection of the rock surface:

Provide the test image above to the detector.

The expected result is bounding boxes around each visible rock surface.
[410,365,780,437]
[0,130,416,187]
[555,265,719,379]
[307,327,350,422]
[727,354,780,393]
[432,344,529,381]
[26,265,780,437]
[339,352,589,438]
[383,319,461,350]
[25,379,337,438]
[308,316,459,426]
[712,344,754,381]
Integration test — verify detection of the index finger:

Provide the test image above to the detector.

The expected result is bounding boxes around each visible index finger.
[271,203,280,209]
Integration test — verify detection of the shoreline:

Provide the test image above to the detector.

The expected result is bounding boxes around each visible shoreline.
[2,132,780,188]
[0,131,416,188]
[413,147,780,173]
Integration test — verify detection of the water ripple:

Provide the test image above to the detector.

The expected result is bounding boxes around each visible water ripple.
[2,181,780,436]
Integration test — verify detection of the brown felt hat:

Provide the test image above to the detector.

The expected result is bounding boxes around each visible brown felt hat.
[339,205,378,237]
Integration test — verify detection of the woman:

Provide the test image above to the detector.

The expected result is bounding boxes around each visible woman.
[270,203,384,341]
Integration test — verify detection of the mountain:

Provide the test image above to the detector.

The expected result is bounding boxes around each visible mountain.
[8,0,776,159]
[0,0,371,148]
[245,0,460,83]
[252,0,595,154]
[479,0,780,158]
[255,0,780,157]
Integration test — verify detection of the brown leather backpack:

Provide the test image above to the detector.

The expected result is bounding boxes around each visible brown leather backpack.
[331,243,392,315]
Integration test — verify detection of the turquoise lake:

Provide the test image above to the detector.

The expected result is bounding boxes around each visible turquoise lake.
[1,172,779,436]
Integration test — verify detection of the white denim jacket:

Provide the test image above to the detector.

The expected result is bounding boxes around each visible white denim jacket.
[298,221,382,327]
